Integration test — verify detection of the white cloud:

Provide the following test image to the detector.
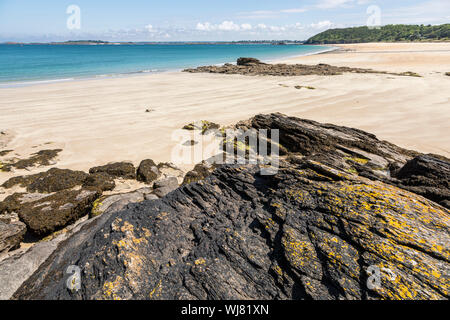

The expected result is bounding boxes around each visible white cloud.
[316,0,353,9]
[269,26,286,32]
[241,23,252,30]
[281,8,308,13]
[256,24,267,30]
[316,0,371,9]
[196,22,214,31]
[379,0,450,25]
[218,21,241,31]
[310,20,334,29]
[196,21,253,32]
[144,24,156,33]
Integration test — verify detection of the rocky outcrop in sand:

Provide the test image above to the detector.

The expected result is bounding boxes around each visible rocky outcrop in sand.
[184,58,421,77]
[136,159,160,184]
[0,220,26,256]
[11,113,449,300]
[89,162,137,180]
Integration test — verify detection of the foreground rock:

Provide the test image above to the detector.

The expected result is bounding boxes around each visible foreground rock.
[90,190,149,219]
[13,160,449,300]
[2,168,89,193]
[0,215,93,300]
[136,159,160,184]
[89,162,136,180]
[184,58,421,77]
[393,155,450,208]
[0,220,26,255]
[82,172,116,192]
[12,114,449,300]
[152,177,179,198]
[1,189,99,236]
[182,161,220,185]
[240,113,449,208]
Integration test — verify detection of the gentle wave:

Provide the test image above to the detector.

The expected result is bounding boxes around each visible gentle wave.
[0,78,75,88]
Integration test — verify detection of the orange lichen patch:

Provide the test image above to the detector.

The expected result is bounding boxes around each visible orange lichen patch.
[142,227,152,238]
[361,238,449,297]
[264,217,277,231]
[102,276,125,300]
[120,221,134,233]
[369,261,445,300]
[344,157,369,165]
[314,232,360,280]
[111,218,123,231]
[280,164,449,299]
[273,265,283,276]
[149,279,162,299]
[281,227,322,278]
[156,211,169,220]
[195,258,206,265]
[111,220,151,292]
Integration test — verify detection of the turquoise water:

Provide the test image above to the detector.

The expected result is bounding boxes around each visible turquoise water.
[0,44,332,85]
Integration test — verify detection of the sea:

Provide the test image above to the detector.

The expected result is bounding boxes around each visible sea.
[0,43,334,87]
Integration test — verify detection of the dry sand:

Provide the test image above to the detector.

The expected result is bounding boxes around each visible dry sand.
[1,42,449,189]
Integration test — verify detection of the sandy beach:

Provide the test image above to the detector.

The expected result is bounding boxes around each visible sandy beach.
[1,42,449,190]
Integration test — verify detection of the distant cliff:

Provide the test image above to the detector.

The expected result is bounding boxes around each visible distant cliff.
[305,24,450,44]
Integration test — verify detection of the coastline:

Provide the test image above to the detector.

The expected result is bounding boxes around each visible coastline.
[0,44,335,89]
[1,42,449,192]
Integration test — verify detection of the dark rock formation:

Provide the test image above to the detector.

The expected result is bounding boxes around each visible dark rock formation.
[184,59,421,77]
[2,168,89,193]
[238,113,449,208]
[182,161,220,185]
[0,220,26,255]
[83,172,116,192]
[394,155,450,208]
[11,114,449,300]
[89,162,136,180]
[136,159,160,184]
[152,177,179,198]
[3,189,100,236]
[13,160,449,300]
[0,215,93,300]
[237,57,265,66]
[1,149,62,171]
[182,120,220,134]
[90,191,145,219]
[0,150,12,157]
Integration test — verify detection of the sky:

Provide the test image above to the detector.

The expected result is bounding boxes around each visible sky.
[0,0,449,42]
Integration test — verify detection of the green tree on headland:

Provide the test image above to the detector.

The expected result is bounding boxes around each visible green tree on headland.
[305,24,450,44]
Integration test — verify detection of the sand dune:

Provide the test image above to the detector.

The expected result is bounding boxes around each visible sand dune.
[0,42,449,187]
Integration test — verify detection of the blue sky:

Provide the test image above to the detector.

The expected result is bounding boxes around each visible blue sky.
[0,0,449,42]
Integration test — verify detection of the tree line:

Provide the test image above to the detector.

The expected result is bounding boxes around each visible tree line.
[305,24,450,44]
